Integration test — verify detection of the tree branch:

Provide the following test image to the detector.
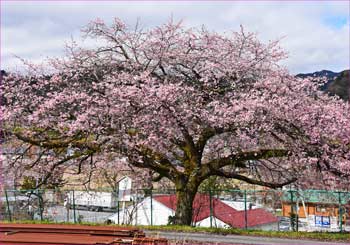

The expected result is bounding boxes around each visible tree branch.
[13,132,101,152]
[213,169,297,189]
[128,147,180,181]
[208,148,289,170]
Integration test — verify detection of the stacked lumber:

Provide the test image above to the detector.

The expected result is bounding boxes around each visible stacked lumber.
[0,223,167,245]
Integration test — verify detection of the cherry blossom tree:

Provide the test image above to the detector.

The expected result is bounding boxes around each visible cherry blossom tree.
[2,18,350,225]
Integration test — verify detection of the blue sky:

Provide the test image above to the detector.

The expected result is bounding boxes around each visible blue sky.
[1,1,349,73]
[324,15,348,29]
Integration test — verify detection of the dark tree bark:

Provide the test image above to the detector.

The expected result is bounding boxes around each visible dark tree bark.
[174,188,196,225]
[173,179,200,225]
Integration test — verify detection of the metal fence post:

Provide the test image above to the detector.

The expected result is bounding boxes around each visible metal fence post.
[38,190,43,221]
[150,189,153,226]
[117,200,120,225]
[135,190,138,226]
[66,191,69,222]
[72,190,76,223]
[338,191,343,232]
[290,189,295,231]
[244,190,248,229]
[209,189,213,228]
[4,189,12,221]
[296,210,299,232]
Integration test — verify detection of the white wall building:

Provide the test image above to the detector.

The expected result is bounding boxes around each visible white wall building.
[108,196,174,225]
[107,194,279,230]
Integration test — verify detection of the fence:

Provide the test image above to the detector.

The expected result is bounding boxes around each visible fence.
[1,188,349,232]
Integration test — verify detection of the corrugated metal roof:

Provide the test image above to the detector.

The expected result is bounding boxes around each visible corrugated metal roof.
[282,190,350,204]
[154,194,278,228]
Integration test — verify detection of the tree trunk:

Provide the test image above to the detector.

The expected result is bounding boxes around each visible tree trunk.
[174,184,198,225]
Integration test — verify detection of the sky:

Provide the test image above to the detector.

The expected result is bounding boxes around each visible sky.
[1,1,349,74]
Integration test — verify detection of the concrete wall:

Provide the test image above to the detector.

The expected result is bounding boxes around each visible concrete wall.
[195,216,229,228]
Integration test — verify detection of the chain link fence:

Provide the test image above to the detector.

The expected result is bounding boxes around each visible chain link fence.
[1,188,349,232]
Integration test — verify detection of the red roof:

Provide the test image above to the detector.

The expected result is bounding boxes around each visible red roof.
[153,194,278,228]
[154,194,235,222]
[215,208,279,228]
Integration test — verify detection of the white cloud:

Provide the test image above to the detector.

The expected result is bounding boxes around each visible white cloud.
[1,1,349,73]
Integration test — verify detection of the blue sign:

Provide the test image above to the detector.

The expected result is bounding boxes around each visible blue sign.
[315,216,322,226]
[322,216,330,226]
[315,216,330,227]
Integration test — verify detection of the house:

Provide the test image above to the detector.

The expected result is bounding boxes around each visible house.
[281,190,350,231]
[108,194,278,230]
[108,195,175,226]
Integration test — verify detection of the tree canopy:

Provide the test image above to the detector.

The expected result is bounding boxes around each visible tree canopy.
[2,18,350,225]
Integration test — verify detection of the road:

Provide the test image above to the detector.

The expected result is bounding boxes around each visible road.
[145,230,349,245]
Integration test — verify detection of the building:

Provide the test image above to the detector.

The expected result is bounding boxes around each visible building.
[108,194,278,230]
[281,190,350,231]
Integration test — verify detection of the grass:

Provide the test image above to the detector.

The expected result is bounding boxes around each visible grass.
[143,225,350,242]
[2,220,349,242]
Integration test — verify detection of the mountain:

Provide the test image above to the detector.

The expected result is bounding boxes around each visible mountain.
[326,70,350,101]
[296,70,340,90]
[297,69,350,101]
[296,70,340,80]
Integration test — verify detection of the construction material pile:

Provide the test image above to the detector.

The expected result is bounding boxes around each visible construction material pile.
[0,223,167,245]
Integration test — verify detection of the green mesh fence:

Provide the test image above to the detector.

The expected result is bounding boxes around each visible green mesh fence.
[1,188,349,232]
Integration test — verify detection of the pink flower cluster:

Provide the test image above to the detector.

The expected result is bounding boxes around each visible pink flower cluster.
[2,18,350,189]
